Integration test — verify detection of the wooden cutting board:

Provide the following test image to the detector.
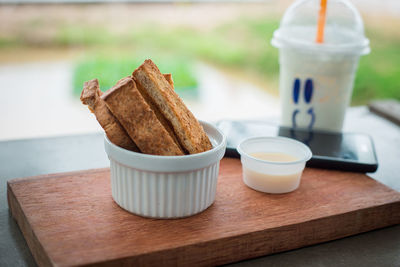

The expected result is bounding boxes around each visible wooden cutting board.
[7,158,400,267]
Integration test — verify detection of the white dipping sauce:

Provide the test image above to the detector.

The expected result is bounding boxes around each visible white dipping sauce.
[250,152,298,162]
[243,152,301,194]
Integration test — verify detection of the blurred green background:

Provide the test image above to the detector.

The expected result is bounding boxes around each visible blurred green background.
[1,4,399,105]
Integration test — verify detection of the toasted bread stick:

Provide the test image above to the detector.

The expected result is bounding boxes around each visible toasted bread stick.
[132,59,212,154]
[102,77,185,156]
[80,79,139,152]
[163,73,174,89]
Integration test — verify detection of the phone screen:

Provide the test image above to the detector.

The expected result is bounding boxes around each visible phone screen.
[216,120,378,172]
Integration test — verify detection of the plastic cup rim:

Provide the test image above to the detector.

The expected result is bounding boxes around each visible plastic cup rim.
[237,136,312,165]
[271,30,370,55]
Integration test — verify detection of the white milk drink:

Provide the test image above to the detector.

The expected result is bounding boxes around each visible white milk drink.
[271,0,370,132]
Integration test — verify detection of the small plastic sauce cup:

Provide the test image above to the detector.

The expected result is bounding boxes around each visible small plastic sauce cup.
[237,136,312,194]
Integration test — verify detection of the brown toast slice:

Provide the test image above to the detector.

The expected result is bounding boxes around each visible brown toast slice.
[134,78,186,154]
[132,59,212,154]
[101,77,185,156]
[80,79,139,152]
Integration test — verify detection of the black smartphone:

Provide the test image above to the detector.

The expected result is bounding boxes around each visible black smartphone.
[216,120,378,173]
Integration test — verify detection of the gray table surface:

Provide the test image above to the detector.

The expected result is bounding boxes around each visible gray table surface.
[1,107,399,267]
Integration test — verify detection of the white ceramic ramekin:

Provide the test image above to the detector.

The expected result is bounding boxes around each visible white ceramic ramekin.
[104,121,226,219]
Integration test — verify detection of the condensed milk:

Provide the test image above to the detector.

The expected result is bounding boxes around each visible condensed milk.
[237,137,312,194]
[250,152,298,162]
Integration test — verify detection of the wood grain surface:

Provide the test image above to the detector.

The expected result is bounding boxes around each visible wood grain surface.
[7,158,400,267]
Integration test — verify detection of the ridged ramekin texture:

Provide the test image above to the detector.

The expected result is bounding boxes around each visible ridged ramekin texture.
[104,121,227,219]
[110,160,220,218]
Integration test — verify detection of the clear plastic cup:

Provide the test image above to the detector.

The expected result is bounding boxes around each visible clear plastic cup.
[271,0,370,132]
[237,137,312,194]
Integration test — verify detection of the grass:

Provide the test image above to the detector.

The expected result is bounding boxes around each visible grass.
[71,18,281,98]
[352,29,400,105]
[1,16,399,105]
[73,53,198,97]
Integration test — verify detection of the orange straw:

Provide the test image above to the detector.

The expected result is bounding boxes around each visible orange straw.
[316,0,327,43]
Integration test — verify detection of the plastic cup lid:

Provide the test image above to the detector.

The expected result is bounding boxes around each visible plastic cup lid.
[271,0,370,55]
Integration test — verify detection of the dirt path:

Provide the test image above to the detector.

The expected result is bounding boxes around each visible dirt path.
[190,63,280,121]
[0,61,101,140]
[0,3,282,38]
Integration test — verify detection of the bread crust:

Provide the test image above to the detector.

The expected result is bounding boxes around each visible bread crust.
[163,73,174,89]
[132,59,212,154]
[80,79,139,152]
[101,77,184,156]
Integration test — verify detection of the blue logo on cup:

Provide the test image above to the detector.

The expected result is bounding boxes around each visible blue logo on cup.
[292,78,315,129]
